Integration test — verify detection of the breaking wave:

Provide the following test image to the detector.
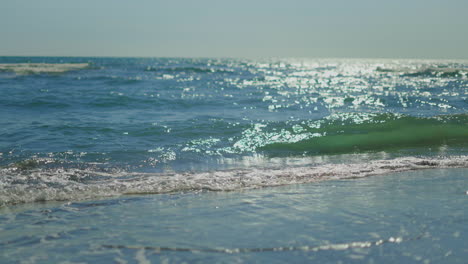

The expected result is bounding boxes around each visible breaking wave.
[233,113,468,155]
[1,156,467,206]
[0,63,90,75]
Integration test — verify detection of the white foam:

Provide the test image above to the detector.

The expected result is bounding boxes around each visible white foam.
[0,63,89,74]
[1,156,467,206]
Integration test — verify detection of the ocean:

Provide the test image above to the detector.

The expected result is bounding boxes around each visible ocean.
[0,57,467,263]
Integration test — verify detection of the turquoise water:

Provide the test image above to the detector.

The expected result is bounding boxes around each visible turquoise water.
[0,57,467,262]
[1,168,467,263]
[1,57,467,204]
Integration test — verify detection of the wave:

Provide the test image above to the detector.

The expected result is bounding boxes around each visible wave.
[144,66,234,74]
[3,98,71,108]
[0,63,90,75]
[376,66,468,78]
[260,121,468,154]
[101,235,411,254]
[88,94,155,108]
[1,156,467,206]
[73,75,144,85]
[229,113,468,155]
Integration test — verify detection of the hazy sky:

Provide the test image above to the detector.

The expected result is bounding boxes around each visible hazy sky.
[1,0,467,59]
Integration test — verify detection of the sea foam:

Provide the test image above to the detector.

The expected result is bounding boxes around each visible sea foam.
[0,63,89,74]
[1,156,467,206]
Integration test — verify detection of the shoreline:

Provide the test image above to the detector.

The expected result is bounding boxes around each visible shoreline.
[2,166,467,211]
[1,167,467,263]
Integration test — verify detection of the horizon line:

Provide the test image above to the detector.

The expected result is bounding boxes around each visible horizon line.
[1,55,468,61]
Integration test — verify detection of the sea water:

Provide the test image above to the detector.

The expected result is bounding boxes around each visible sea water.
[1,169,467,263]
[0,57,467,262]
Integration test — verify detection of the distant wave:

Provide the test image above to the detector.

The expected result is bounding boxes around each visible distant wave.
[1,156,467,206]
[376,66,468,78]
[0,63,90,75]
[144,66,234,74]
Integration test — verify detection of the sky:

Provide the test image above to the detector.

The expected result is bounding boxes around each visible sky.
[1,0,467,59]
